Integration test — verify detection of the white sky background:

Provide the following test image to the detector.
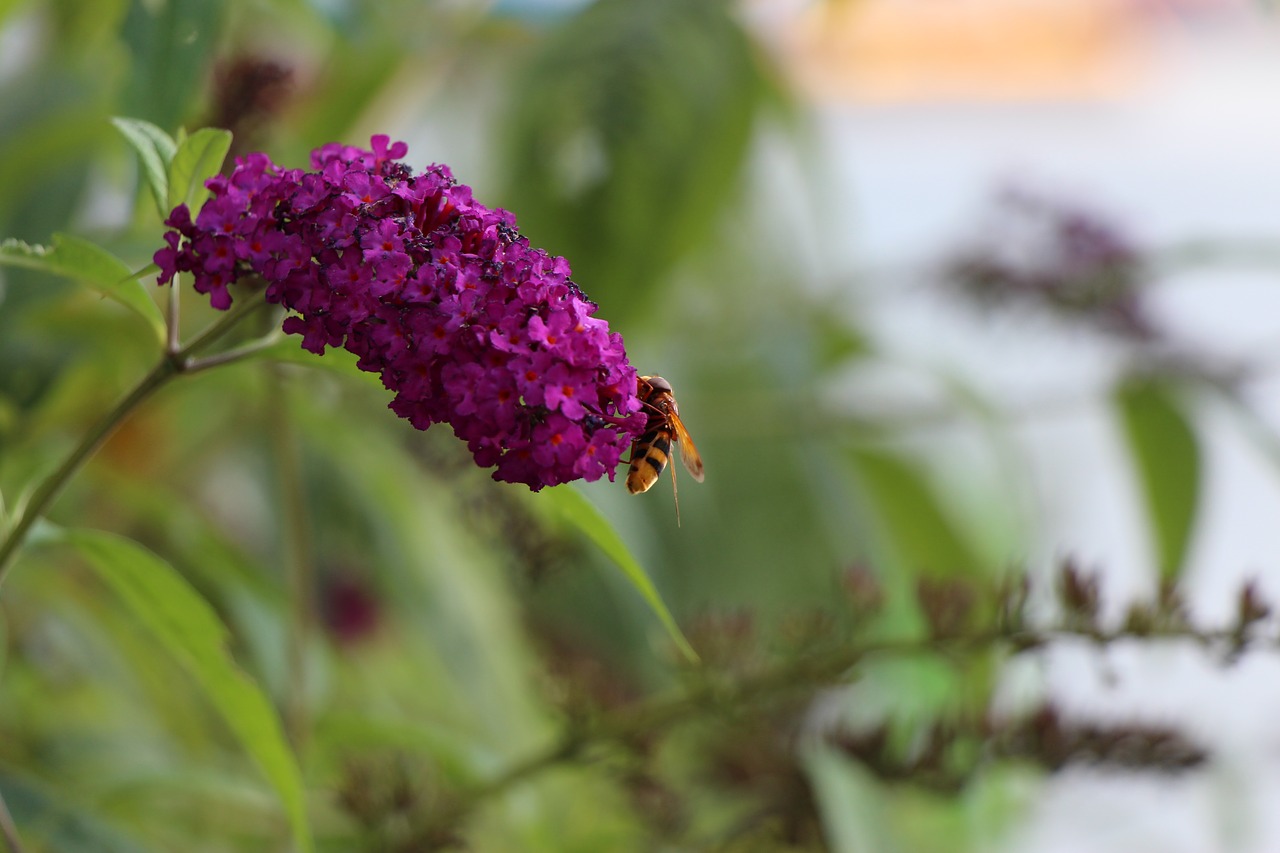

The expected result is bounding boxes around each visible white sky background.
[743,1,1280,850]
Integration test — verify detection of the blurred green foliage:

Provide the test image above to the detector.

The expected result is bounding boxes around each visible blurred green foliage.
[0,1,1234,851]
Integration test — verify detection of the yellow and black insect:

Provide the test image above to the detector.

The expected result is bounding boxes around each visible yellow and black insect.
[626,375,704,524]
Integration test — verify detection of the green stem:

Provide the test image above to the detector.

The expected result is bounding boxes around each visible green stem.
[185,334,282,375]
[0,291,271,585]
[440,621,1259,826]
[0,358,176,583]
[166,273,181,354]
[267,367,315,755]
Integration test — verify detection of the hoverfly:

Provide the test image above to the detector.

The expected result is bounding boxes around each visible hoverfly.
[626,375,704,524]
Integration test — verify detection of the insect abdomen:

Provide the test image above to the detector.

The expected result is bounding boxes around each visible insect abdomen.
[627,430,673,494]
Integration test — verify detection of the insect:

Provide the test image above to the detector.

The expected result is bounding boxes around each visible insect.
[626,375,704,524]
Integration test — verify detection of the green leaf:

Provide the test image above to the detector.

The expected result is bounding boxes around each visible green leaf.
[1116,379,1201,582]
[812,308,869,372]
[541,486,698,663]
[59,529,313,853]
[850,448,984,578]
[119,1,226,134]
[0,234,165,340]
[168,127,232,210]
[501,0,769,317]
[111,116,175,217]
[846,448,990,642]
[803,740,903,853]
[0,770,148,853]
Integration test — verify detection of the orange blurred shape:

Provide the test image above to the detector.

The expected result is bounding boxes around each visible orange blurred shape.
[783,0,1142,102]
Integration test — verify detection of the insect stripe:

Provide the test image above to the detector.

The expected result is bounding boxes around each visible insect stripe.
[642,454,665,474]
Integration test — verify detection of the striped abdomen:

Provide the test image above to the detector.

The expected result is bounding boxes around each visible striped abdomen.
[626,426,674,494]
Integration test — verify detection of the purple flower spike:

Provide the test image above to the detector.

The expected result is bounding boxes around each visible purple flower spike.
[156,136,646,490]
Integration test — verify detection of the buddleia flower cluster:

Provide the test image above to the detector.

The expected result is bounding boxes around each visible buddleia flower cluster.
[945,188,1152,339]
[155,135,645,489]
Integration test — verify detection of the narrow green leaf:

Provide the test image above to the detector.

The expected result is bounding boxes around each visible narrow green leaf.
[117,116,178,164]
[59,529,313,853]
[1116,379,1201,582]
[811,306,869,372]
[500,0,767,315]
[803,740,903,853]
[0,770,148,853]
[111,116,174,217]
[168,127,232,210]
[0,234,165,341]
[850,448,983,578]
[846,448,990,642]
[542,486,699,663]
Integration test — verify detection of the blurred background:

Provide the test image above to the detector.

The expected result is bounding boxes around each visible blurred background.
[3,0,1280,850]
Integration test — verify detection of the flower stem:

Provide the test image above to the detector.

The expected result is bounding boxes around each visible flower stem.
[0,291,272,586]
[266,366,315,755]
[166,273,182,355]
[0,358,176,583]
[431,620,1265,831]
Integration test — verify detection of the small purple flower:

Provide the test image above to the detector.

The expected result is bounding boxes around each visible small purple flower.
[156,135,645,489]
[945,188,1153,340]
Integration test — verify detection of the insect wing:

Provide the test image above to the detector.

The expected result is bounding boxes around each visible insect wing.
[669,412,705,482]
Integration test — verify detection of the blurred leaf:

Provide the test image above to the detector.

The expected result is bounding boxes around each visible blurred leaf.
[850,448,984,578]
[293,392,551,750]
[118,0,225,133]
[167,127,232,210]
[0,0,27,28]
[803,740,903,853]
[0,234,165,340]
[883,786,974,853]
[58,528,313,853]
[314,712,487,788]
[111,117,175,218]
[541,485,699,664]
[812,308,870,372]
[0,770,147,853]
[1116,379,1201,582]
[500,0,770,317]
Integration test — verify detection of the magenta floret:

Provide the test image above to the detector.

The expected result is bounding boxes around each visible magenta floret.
[156,135,644,490]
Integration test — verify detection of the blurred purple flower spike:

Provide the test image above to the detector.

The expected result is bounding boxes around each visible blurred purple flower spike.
[156,135,645,490]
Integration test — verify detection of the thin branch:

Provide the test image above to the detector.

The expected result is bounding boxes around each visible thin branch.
[0,357,176,583]
[0,288,272,584]
[437,621,1274,827]
[166,273,181,355]
[184,333,282,374]
[267,368,315,755]
[180,288,271,357]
